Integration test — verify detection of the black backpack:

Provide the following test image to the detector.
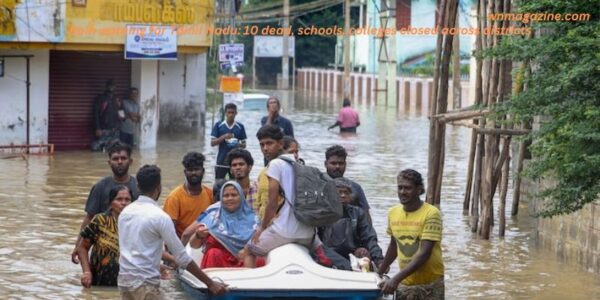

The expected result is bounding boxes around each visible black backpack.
[279,156,343,226]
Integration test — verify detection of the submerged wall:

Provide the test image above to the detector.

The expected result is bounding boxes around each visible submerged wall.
[523,168,600,273]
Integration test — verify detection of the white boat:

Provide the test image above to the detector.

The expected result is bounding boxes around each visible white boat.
[178,243,384,299]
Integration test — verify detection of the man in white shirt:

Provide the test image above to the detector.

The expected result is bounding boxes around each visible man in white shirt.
[118,165,228,299]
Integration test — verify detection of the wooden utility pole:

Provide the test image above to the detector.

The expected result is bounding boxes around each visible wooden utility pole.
[343,0,351,99]
[281,0,290,89]
[452,15,461,109]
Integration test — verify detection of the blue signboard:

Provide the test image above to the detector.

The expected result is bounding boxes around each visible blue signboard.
[125,25,177,60]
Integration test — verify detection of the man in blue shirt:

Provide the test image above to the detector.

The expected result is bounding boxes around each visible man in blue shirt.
[260,96,294,137]
[211,103,247,179]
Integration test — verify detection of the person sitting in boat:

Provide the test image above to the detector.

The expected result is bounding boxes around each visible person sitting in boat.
[318,178,384,271]
[282,135,305,165]
[189,181,265,268]
[77,185,132,287]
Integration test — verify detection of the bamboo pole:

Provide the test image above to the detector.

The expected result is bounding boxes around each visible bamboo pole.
[435,109,490,123]
[453,120,530,136]
[434,136,446,206]
[512,135,526,216]
[480,0,490,105]
[467,0,484,225]
[493,137,511,191]
[471,132,484,232]
[427,0,459,206]
[430,0,447,118]
[469,0,485,233]
[426,0,448,205]
[452,13,461,109]
[480,0,501,240]
[499,139,510,237]
[509,45,531,216]
[463,128,477,213]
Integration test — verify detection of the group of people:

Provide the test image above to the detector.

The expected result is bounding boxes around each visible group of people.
[71,96,445,300]
[91,79,140,151]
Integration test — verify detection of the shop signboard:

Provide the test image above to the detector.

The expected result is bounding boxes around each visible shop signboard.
[253,36,295,58]
[125,25,177,60]
[219,43,244,63]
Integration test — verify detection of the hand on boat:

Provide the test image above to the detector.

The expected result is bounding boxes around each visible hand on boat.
[379,277,400,295]
[80,272,92,288]
[208,281,229,295]
[160,264,172,280]
[251,228,264,243]
[376,261,390,275]
[353,247,370,258]
[237,247,249,261]
[195,225,209,239]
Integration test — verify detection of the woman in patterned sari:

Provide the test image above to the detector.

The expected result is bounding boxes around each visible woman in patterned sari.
[77,185,132,287]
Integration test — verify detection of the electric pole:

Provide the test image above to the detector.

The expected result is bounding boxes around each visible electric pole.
[343,0,351,99]
[281,0,290,89]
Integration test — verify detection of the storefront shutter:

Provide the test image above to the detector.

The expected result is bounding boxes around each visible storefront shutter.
[48,51,131,150]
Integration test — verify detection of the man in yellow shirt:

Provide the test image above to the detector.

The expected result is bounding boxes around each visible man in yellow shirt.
[378,169,444,299]
[163,152,214,238]
[254,126,286,220]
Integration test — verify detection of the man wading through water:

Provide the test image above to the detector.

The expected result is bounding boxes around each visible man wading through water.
[71,142,139,264]
[378,169,445,299]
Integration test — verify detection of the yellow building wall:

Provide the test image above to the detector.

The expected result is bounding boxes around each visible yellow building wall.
[0,0,213,52]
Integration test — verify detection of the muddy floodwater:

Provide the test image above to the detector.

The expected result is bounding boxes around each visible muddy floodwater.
[1,89,599,299]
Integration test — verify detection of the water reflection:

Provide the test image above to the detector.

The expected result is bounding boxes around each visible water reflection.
[0,89,599,299]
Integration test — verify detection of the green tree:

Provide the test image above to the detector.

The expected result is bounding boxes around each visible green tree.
[493,0,600,217]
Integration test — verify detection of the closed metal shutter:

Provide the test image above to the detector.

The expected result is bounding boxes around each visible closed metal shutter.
[48,51,131,150]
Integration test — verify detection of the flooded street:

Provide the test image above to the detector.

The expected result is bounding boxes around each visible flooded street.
[1,89,599,299]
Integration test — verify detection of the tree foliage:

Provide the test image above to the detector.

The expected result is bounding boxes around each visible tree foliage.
[492,0,600,217]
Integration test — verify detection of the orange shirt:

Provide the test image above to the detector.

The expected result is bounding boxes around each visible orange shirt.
[163,184,214,237]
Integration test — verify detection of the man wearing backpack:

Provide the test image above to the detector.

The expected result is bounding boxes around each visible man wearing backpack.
[244,125,331,267]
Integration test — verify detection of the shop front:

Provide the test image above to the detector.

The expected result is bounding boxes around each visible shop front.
[0,0,214,151]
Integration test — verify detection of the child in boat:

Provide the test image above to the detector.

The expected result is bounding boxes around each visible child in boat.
[189,181,265,268]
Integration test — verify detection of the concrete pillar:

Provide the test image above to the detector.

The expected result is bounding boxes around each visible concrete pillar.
[362,75,368,104]
[428,80,434,115]
[416,81,423,111]
[403,80,411,111]
[185,53,207,134]
[396,78,401,107]
[131,60,158,149]
[313,69,318,92]
[358,76,363,101]
[366,76,372,104]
